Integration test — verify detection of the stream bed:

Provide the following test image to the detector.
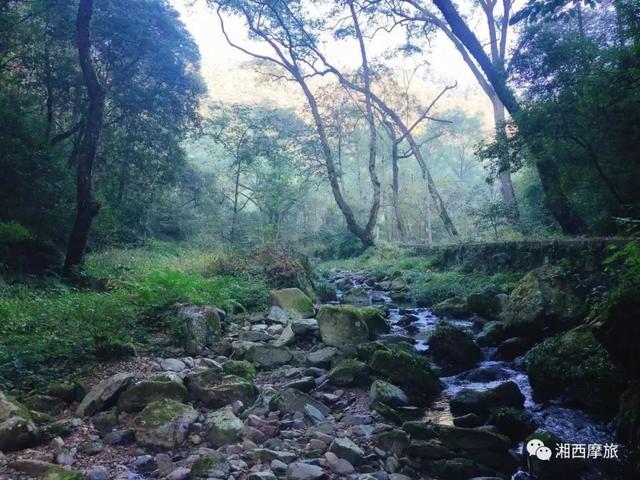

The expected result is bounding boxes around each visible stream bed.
[329,269,619,479]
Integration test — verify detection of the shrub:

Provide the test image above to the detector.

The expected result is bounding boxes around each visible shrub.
[0,222,33,242]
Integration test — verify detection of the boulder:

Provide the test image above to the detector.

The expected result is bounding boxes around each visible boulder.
[245,345,293,368]
[467,287,504,319]
[269,388,330,416]
[45,381,85,404]
[204,406,243,447]
[502,266,587,339]
[590,284,640,376]
[406,439,452,460]
[272,289,314,319]
[487,407,536,444]
[186,370,258,408]
[369,347,441,405]
[453,413,483,428]
[117,380,187,412]
[327,359,370,387]
[433,296,471,319]
[76,373,135,417]
[316,305,369,349]
[0,391,39,451]
[22,394,66,416]
[525,327,626,413]
[133,399,198,448]
[494,337,533,361]
[456,366,511,383]
[359,307,390,338]
[436,425,510,451]
[369,380,409,408]
[273,324,295,347]
[475,322,506,347]
[449,382,524,419]
[179,304,223,355]
[428,325,482,375]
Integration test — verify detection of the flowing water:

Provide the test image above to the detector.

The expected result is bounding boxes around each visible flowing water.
[329,270,619,479]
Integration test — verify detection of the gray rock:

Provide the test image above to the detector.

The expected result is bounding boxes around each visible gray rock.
[133,400,198,448]
[160,358,186,372]
[0,391,39,451]
[290,318,318,335]
[251,448,297,463]
[249,471,278,480]
[272,289,315,319]
[271,459,288,474]
[166,467,191,480]
[316,306,369,349]
[270,388,330,416]
[274,325,296,347]
[329,437,365,465]
[245,345,293,368]
[117,380,187,413]
[306,348,339,368]
[286,462,326,480]
[86,467,110,480]
[179,304,223,355]
[76,373,135,417]
[369,380,408,407]
[268,306,290,325]
[303,404,325,425]
[204,406,243,447]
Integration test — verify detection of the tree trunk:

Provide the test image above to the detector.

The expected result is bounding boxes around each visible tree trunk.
[63,0,105,275]
[390,135,408,242]
[230,159,242,242]
[490,94,520,218]
[536,158,587,235]
[295,71,374,247]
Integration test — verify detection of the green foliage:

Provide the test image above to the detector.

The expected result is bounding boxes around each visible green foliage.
[0,222,33,242]
[0,242,271,390]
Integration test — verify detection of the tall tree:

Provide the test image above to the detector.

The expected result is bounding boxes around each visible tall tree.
[63,0,104,274]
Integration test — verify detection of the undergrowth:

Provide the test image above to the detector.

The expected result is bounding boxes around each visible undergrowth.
[0,241,271,391]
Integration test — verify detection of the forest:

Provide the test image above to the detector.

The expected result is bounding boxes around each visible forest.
[0,0,639,479]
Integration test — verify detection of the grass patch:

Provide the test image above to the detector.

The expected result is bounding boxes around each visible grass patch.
[0,241,271,391]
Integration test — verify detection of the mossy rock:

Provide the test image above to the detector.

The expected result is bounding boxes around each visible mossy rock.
[476,321,506,347]
[45,380,85,404]
[369,380,408,407]
[223,360,256,380]
[359,306,390,338]
[327,359,371,387]
[186,371,258,409]
[269,388,330,416]
[487,407,537,444]
[355,341,390,363]
[271,288,314,318]
[316,305,370,349]
[22,394,66,416]
[133,399,198,448]
[373,429,410,456]
[523,431,583,480]
[449,381,524,420]
[369,347,441,405]
[244,345,293,368]
[525,327,626,413]
[117,380,187,413]
[179,304,223,355]
[502,266,587,339]
[467,286,504,319]
[0,391,39,451]
[191,452,229,478]
[204,406,243,447]
[42,466,82,480]
[615,381,640,475]
[433,296,471,318]
[428,325,482,375]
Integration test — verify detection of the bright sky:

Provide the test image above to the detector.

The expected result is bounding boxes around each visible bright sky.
[172,0,494,122]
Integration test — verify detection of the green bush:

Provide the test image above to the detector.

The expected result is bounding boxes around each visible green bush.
[0,222,33,242]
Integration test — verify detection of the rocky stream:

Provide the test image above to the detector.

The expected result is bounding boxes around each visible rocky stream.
[0,269,626,480]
